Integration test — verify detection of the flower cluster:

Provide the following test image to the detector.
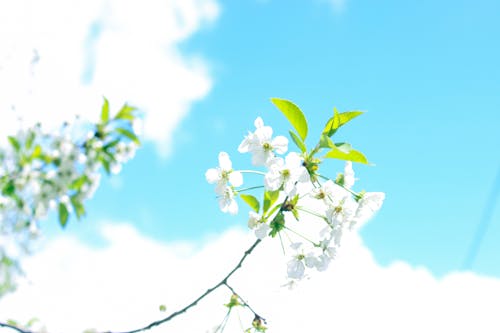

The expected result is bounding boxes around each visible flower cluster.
[206,99,385,283]
[0,99,141,296]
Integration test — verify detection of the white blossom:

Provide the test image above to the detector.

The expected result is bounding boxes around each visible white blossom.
[343,161,355,189]
[238,117,288,166]
[350,192,385,229]
[264,153,309,196]
[218,187,239,215]
[205,152,243,195]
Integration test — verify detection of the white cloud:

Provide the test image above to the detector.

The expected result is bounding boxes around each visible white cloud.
[0,0,219,156]
[1,223,499,333]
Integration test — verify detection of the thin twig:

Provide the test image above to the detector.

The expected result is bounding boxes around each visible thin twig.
[0,322,34,333]
[223,283,266,323]
[102,238,262,333]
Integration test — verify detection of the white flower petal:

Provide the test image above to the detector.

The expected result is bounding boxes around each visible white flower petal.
[229,171,243,187]
[254,117,264,128]
[344,161,355,189]
[205,168,220,184]
[272,136,288,154]
[218,151,232,170]
[255,223,270,239]
[287,259,305,279]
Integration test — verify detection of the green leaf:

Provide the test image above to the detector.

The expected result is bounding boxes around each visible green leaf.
[318,134,335,149]
[263,190,280,214]
[103,139,121,150]
[114,104,136,121]
[322,109,364,137]
[339,111,363,127]
[31,145,43,159]
[99,156,111,175]
[270,98,308,141]
[69,175,87,191]
[115,128,140,145]
[269,212,285,237]
[101,97,110,123]
[324,147,369,164]
[159,305,167,312]
[334,142,352,153]
[2,180,15,196]
[240,194,260,213]
[289,130,307,153]
[7,136,21,152]
[321,108,340,137]
[70,195,85,219]
[25,131,35,150]
[58,202,69,227]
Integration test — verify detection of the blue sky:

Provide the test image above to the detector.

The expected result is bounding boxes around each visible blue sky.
[2,1,500,331]
[50,0,500,277]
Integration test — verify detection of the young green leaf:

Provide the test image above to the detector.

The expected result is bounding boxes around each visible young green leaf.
[7,136,21,152]
[70,175,87,191]
[70,195,85,219]
[263,190,280,214]
[25,131,35,150]
[270,98,308,141]
[289,130,307,153]
[58,202,69,227]
[338,111,363,127]
[31,145,43,159]
[269,212,285,237]
[115,128,140,145]
[240,194,260,213]
[114,104,136,121]
[321,108,340,137]
[318,134,335,149]
[334,142,352,153]
[322,109,364,137]
[2,180,16,196]
[101,97,110,123]
[324,147,370,164]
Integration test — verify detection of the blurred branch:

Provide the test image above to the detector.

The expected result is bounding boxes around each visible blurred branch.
[0,322,34,333]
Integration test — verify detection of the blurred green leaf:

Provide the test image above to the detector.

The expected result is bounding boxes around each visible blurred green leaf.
[115,128,140,145]
[25,131,35,150]
[101,97,110,123]
[7,136,21,152]
[31,145,43,159]
[2,180,15,196]
[271,98,308,141]
[70,195,85,219]
[58,202,69,227]
[114,104,136,121]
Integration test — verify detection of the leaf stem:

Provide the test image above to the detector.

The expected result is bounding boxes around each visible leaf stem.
[284,226,317,246]
[237,185,264,193]
[238,170,266,176]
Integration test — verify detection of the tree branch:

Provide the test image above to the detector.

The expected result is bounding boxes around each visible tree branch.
[0,322,34,333]
[223,282,265,323]
[103,238,262,333]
